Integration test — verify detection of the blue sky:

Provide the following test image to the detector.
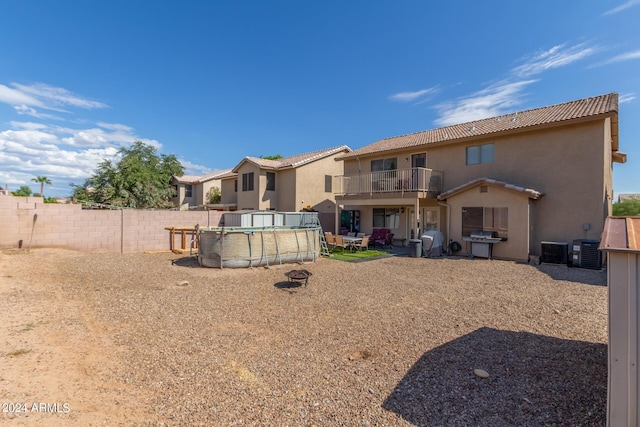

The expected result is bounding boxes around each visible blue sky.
[1,1,638,198]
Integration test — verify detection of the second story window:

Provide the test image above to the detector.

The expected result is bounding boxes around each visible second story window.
[234,180,237,192]
[466,143,493,165]
[325,175,332,193]
[371,157,397,172]
[266,172,275,191]
[242,172,254,191]
[184,184,193,198]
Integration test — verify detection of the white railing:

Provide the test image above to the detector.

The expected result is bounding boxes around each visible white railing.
[334,168,442,196]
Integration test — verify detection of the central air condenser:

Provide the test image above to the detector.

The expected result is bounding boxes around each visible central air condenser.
[572,239,602,269]
[541,241,569,264]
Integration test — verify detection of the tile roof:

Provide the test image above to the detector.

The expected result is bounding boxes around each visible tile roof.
[174,169,233,184]
[217,170,239,180]
[437,177,543,200]
[232,145,351,172]
[338,93,619,160]
[600,216,640,252]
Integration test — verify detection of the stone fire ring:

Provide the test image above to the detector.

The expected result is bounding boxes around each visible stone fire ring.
[285,269,313,287]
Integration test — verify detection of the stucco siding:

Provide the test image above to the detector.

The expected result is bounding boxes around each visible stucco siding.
[446,185,531,261]
[295,154,344,214]
[258,170,277,210]
[342,119,611,256]
[236,163,261,210]
[221,178,237,205]
[277,169,297,211]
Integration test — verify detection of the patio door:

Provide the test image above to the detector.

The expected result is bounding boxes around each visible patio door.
[411,153,427,189]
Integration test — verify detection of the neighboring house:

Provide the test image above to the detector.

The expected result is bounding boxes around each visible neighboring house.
[221,146,351,230]
[618,193,640,202]
[334,93,627,261]
[172,169,233,209]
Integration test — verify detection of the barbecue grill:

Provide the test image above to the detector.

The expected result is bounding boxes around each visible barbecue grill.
[462,230,503,259]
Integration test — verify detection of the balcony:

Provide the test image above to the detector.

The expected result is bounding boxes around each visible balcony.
[334,168,443,197]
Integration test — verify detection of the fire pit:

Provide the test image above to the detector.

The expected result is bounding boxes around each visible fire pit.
[285,269,313,287]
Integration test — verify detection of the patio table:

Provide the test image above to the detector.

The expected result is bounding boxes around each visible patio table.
[341,236,363,252]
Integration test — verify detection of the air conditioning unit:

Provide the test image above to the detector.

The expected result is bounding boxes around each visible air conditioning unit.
[541,241,569,264]
[572,239,602,269]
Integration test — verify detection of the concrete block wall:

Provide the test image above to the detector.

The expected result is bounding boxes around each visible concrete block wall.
[0,195,224,253]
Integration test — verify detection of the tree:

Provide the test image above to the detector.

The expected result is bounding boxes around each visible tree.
[259,154,283,160]
[612,198,640,216]
[32,176,52,198]
[207,187,221,204]
[71,141,185,209]
[12,186,33,197]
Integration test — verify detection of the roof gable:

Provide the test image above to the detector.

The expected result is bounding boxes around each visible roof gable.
[173,169,233,184]
[339,93,619,160]
[231,145,351,173]
[437,177,543,200]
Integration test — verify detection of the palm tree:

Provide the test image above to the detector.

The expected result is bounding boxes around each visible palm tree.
[32,176,52,198]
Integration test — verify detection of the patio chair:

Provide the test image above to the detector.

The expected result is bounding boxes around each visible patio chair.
[356,232,366,238]
[325,232,336,249]
[353,236,369,252]
[334,235,348,252]
[371,230,389,249]
[385,233,394,249]
[347,232,356,237]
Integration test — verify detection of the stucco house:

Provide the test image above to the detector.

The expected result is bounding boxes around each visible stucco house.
[334,93,627,261]
[220,146,351,231]
[172,169,233,209]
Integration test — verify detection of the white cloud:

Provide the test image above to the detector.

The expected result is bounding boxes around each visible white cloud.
[12,82,108,110]
[13,104,62,120]
[0,84,44,106]
[179,159,215,176]
[389,87,438,102]
[391,42,599,127]
[0,129,58,148]
[9,121,49,130]
[0,119,157,195]
[512,43,598,77]
[0,82,108,121]
[434,80,538,127]
[619,93,636,104]
[97,122,134,132]
[604,0,640,15]
[0,81,171,196]
[61,129,110,148]
[598,49,640,66]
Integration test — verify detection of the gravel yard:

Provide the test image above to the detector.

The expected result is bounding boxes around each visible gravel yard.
[1,249,608,426]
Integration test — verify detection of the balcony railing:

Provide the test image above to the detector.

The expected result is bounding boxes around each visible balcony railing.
[334,167,443,196]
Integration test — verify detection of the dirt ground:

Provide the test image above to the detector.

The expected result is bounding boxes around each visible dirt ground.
[0,248,609,426]
[0,249,156,426]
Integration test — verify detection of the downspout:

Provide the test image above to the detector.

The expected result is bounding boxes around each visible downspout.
[414,199,420,241]
[438,198,451,252]
[356,156,362,194]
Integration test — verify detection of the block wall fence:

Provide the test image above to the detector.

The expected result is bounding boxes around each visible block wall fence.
[0,196,224,253]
